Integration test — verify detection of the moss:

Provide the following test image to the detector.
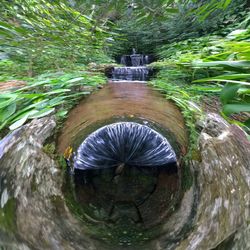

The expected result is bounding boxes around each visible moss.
[43,143,68,171]
[0,198,16,233]
[31,175,38,192]
[86,219,162,247]
[181,161,194,192]
[50,195,66,215]
[191,149,202,162]
[57,155,67,170]
[43,143,56,157]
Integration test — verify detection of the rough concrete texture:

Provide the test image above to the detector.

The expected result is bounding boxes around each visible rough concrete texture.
[0,117,96,250]
[0,113,249,250]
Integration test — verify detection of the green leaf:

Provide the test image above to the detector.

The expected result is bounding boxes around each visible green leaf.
[48,97,66,107]
[20,93,45,98]
[29,108,55,119]
[0,94,18,109]
[66,77,84,83]
[223,0,232,8]
[16,80,51,91]
[193,74,250,82]
[238,87,250,95]
[165,8,179,13]
[9,115,29,130]
[46,89,71,95]
[9,100,49,123]
[194,78,250,86]
[244,118,250,128]
[0,21,20,36]
[223,104,250,115]
[189,86,222,92]
[56,110,68,118]
[220,83,241,105]
[191,60,250,69]
[66,92,90,98]
[0,103,16,123]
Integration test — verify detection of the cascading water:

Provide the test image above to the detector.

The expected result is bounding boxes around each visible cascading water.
[112,66,149,81]
[112,49,151,81]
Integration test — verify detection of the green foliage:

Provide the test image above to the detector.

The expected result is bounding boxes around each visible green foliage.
[43,143,56,154]
[0,71,106,135]
[149,66,217,149]
[152,20,250,133]
[0,0,114,76]
[189,30,250,129]
[107,0,248,57]
[0,1,113,136]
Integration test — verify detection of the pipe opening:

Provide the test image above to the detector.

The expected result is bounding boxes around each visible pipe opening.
[64,121,183,246]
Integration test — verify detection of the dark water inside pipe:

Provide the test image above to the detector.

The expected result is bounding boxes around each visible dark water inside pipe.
[63,117,182,246]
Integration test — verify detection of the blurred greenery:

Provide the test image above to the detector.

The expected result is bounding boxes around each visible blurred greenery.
[105,0,248,57]
[0,0,115,76]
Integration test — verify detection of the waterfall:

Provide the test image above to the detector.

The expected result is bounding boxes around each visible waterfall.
[120,56,127,65]
[112,49,152,81]
[112,66,149,81]
[130,54,144,66]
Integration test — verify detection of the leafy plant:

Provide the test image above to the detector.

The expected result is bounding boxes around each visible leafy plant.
[0,0,114,76]
[0,71,106,135]
[149,64,222,153]
[152,20,250,133]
